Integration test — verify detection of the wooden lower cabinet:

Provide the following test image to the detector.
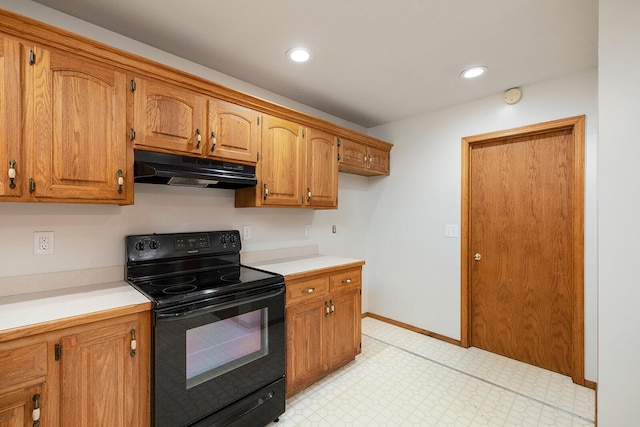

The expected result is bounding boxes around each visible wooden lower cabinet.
[285,265,363,397]
[0,309,150,427]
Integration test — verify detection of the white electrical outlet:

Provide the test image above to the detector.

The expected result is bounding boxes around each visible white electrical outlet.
[243,225,252,240]
[34,231,55,255]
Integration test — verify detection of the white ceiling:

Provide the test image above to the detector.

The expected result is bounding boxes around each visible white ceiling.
[32,0,598,128]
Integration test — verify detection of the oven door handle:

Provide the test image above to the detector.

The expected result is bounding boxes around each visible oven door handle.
[156,286,284,320]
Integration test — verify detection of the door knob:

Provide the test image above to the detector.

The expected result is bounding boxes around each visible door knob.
[474,253,482,261]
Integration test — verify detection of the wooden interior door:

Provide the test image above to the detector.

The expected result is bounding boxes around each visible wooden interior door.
[461,116,585,383]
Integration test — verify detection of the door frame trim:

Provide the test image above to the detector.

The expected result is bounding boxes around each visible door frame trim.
[460,115,585,385]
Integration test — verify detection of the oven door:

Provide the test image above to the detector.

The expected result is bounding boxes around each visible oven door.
[153,283,285,427]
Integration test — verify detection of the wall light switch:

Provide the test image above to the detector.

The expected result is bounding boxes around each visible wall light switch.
[445,225,459,238]
[304,225,311,237]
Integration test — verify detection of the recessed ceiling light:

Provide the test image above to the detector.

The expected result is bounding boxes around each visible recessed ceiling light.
[460,66,488,79]
[287,47,312,63]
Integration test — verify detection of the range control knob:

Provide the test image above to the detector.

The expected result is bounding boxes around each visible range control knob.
[148,240,159,250]
[134,241,145,251]
[220,235,228,244]
[229,234,237,244]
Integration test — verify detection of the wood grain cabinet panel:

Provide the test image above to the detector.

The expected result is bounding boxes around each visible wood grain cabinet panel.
[207,98,259,163]
[25,45,131,203]
[305,128,338,208]
[131,77,206,156]
[339,137,390,176]
[60,317,141,427]
[0,36,23,200]
[0,384,44,427]
[0,310,150,427]
[285,264,363,397]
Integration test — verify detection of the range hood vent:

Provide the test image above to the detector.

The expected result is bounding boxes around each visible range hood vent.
[133,150,257,189]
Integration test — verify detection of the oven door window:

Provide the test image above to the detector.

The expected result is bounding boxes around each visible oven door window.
[186,308,268,388]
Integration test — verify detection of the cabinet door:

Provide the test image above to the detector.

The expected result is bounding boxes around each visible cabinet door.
[132,77,206,155]
[306,128,338,208]
[286,298,328,397]
[0,384,43,427]
[327,288,361,368]
[338,138,367,170]
[59,317,139,427]
[26,45,130,202]
[207,98,259,163]
[260,115,304,206]
[0,36,23,199]
[367,145,390,175]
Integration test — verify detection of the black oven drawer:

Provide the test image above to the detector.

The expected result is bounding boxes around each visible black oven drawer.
[193,377,285,427]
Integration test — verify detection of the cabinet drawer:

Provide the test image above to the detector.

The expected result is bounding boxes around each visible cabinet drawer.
[329,268,361,292]
[0,342,47,390]
[286,277,329,305]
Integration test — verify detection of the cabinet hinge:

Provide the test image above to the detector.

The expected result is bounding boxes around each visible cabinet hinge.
[28,49,35,65]
[54,343,61,361]
[130,128,136,141]
[130,79,136,92]
[256,152,260,161]
[257,116,260,126]
[337,138,341,147]
[302,129,305,138]
[338,154,341,161]
[29,178,36,194]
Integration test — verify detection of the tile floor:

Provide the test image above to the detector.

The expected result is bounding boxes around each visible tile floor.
[270,317,595,426]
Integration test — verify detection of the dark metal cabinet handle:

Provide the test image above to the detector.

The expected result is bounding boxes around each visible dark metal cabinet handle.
[195,129,201,149]
[210,132,217,152]
[307,187,311,202]
[330,300,335,314]
[130,329,137,357]
[32,393,41,425]
[117,169,123,194]
[325,301,330,317]
[8,159,16,189]
[263,183,269,200]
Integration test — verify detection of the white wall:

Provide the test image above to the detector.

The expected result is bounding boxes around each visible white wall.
[597,1,640,425]
[367,68,598,381]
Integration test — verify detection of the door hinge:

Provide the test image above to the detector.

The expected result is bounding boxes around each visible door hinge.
[54,343,61,361]
[130,79,136,92]
[28,49,36,65]
[130,128,136,141]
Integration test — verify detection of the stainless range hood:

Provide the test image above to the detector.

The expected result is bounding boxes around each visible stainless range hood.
[133,150,257,189]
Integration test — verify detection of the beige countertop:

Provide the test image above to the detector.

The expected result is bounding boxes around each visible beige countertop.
[247,255,365,278]
[0,279,150,334]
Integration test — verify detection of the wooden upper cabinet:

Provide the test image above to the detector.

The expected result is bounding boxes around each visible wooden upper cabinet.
[0,36,22,200]
[131,77,206,156]
[261,115,305,206]
[207,98,259,163]
[339,137,390,176]
[306,128,338,208]
[236,114,304,207]
[25,45,131,203]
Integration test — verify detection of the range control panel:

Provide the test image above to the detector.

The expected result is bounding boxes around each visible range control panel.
[126,230,242,263]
